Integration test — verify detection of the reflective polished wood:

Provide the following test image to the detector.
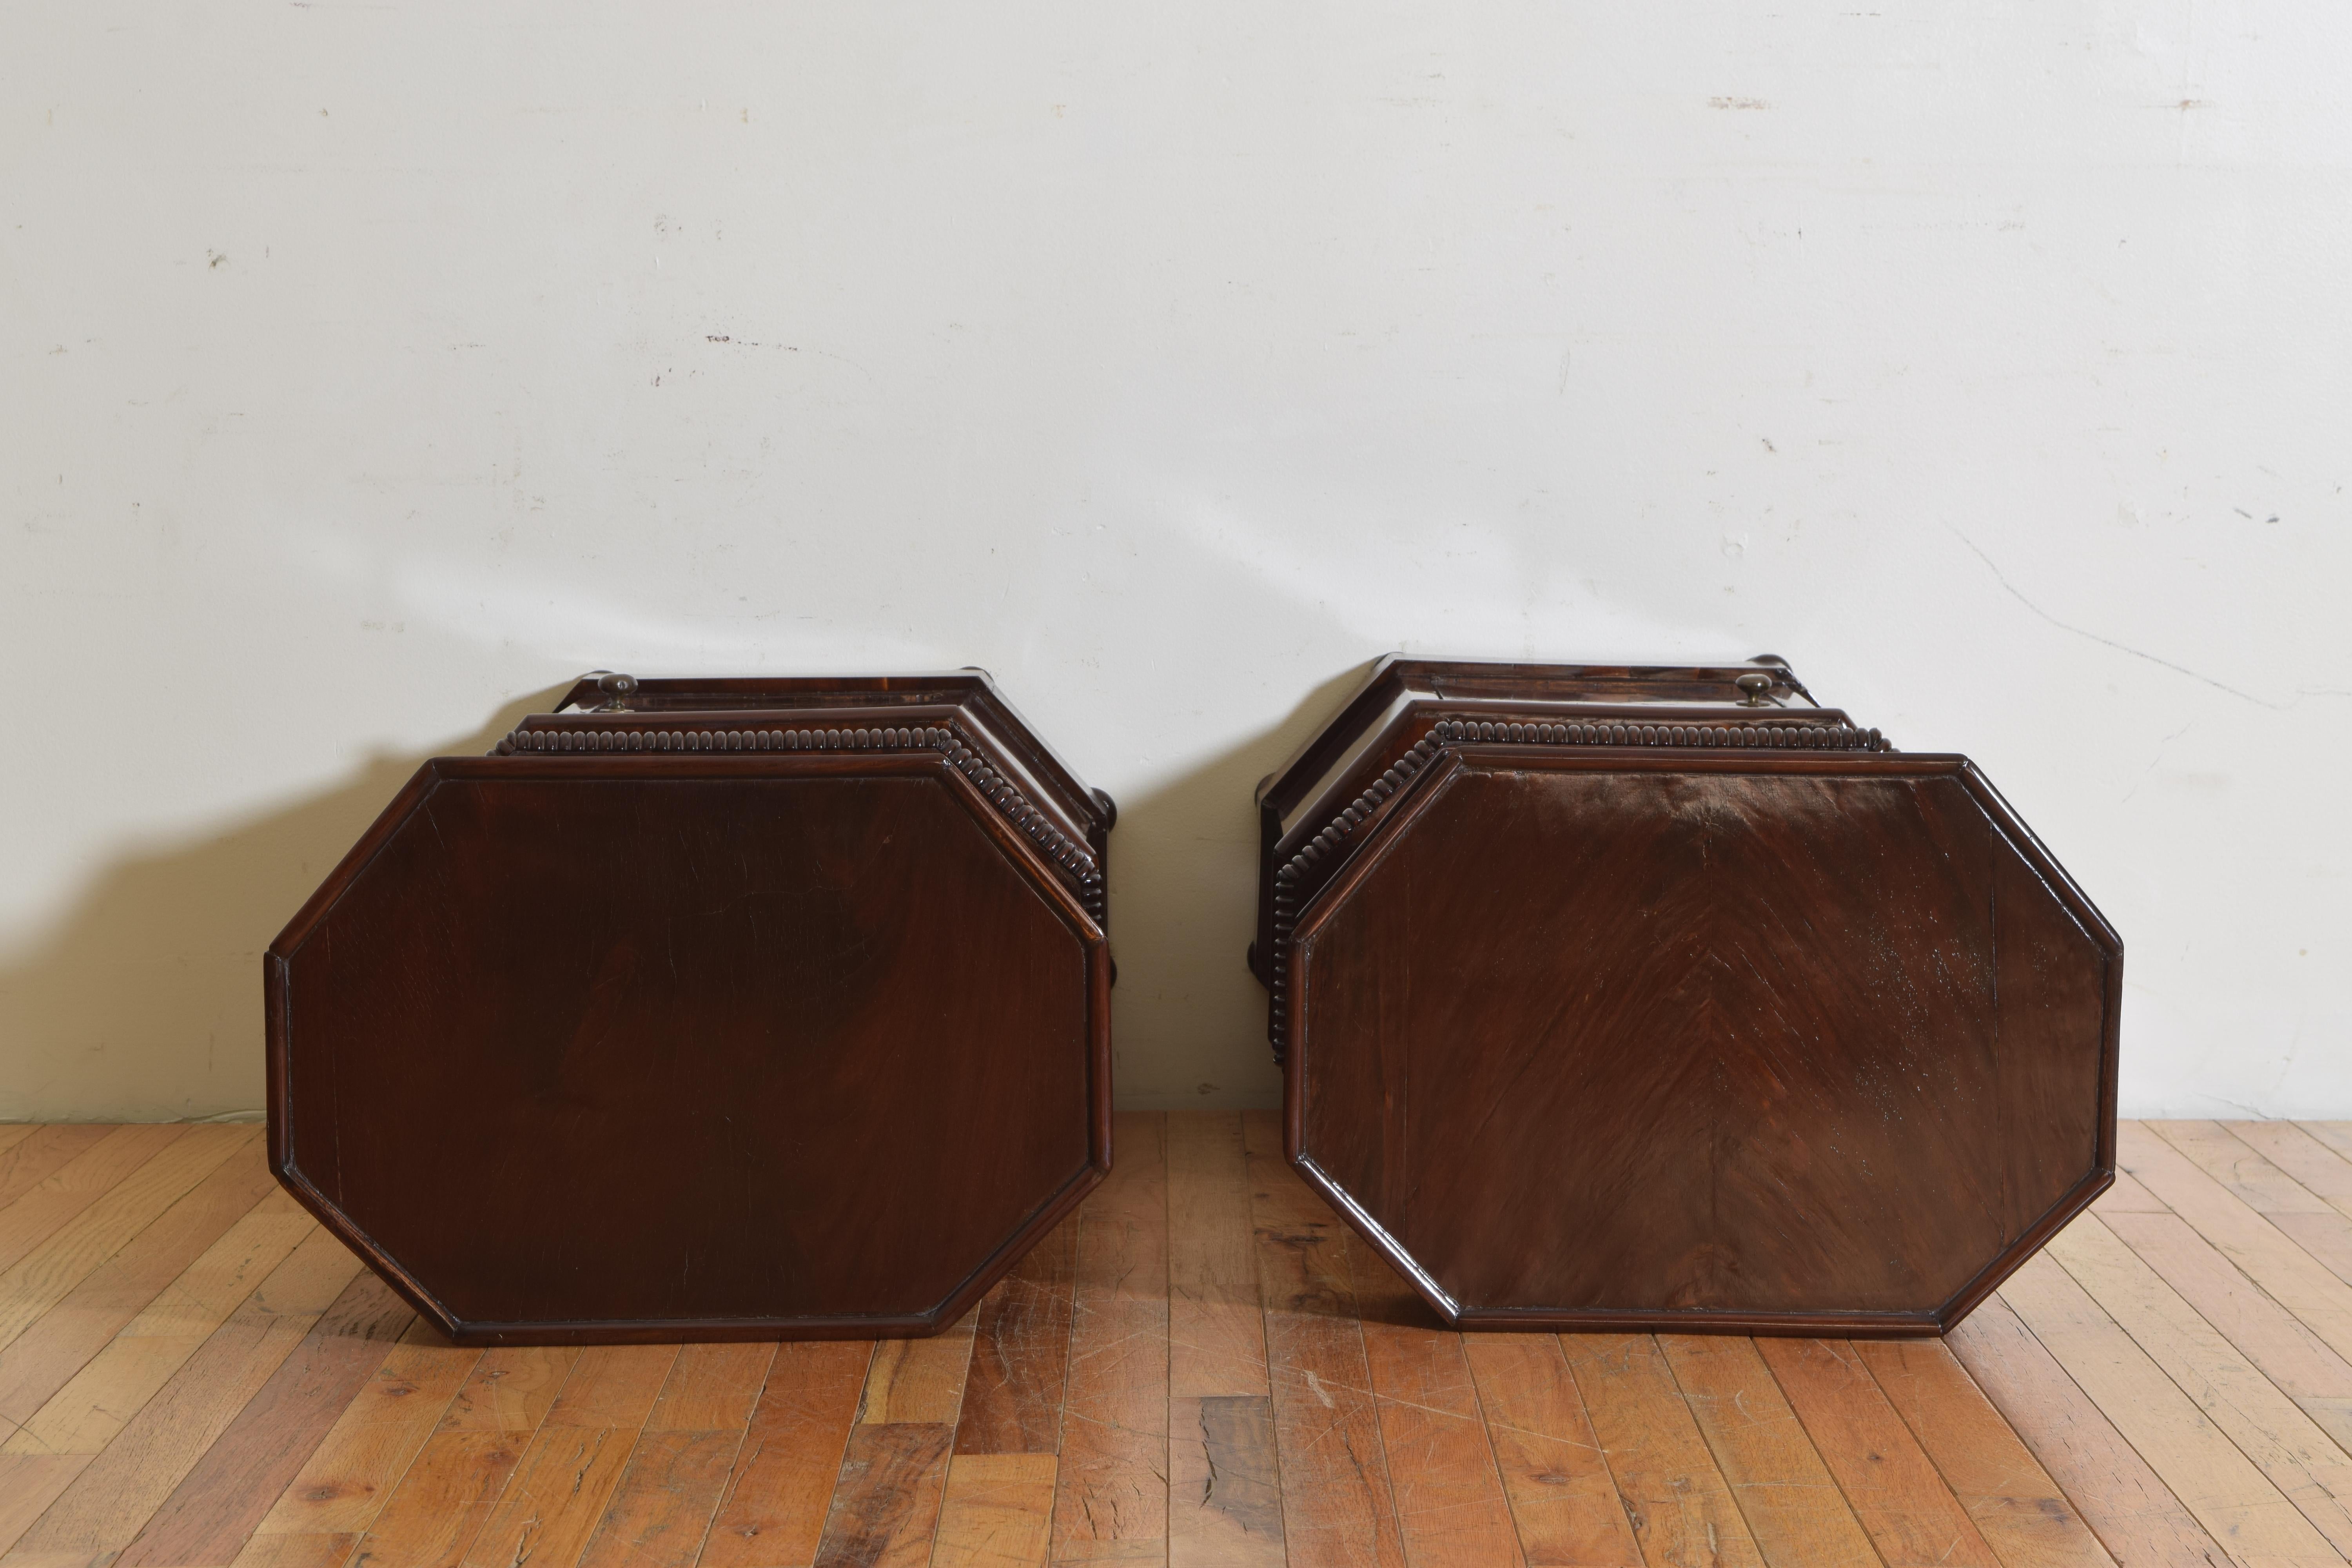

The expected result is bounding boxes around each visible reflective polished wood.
[1255,657,2121,1334]
[268,673,1113,1345]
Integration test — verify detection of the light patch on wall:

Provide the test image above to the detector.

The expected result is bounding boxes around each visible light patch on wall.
[1171,503,1731,661]
[382,562,949,671]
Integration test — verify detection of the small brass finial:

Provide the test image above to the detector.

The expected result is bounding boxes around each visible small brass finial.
[595,671,640,712]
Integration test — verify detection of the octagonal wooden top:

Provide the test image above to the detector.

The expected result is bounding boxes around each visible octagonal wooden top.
[1257,657,2120,1334]
[269,672,1112,1344]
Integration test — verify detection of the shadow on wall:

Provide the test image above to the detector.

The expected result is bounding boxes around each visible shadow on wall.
[0,688,570,1123]
[0,665,1379,1123]
[1103,661,1374,1112]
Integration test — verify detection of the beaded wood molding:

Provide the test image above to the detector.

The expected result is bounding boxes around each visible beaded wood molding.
[1265,715,1894,1063]
[1426,717,1887,750]
[492,720,1105,923]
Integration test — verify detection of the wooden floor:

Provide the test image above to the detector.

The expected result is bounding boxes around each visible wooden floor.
[5,1119,2352,1565]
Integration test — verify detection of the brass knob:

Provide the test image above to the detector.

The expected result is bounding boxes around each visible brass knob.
[1735,672,1774,706]
[595,671,639,711]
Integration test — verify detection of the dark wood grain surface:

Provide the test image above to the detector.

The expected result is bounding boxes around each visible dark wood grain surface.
[269,679,1112,1346]
[1262,659,2118,1334]
[1292,754,2116,1330]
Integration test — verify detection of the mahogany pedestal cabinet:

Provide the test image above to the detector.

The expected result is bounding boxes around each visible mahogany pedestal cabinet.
[268,672,1113,1345]
[1250,657,2120,1336]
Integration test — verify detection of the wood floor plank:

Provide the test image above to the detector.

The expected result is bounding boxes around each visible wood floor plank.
[0,1455,92,1557]
[2150,1121,2336,1215]
[1754,1338,1999,1568]
[701,1339,875,1568]
[935,1453,1058,1568]
[0,1227,366,1566]
[2267,1215,2352,1297]
[0,1126,188,1276]
[2,1189,316,1458]
[20,1115,2347,1568]
[339,1428,527,1568]
[1460,1334,1640,1568]
[89,1189,307,1344]
[2046,1214,2352,1557]
[343,1344,635,1568]
[2151,1126,2352,1293]
[1558,1335,1762,1568]
[1246,1109,1405,1568]
[2,1336,203,1460]
[438,1345,579,1431]
[0,1141,276,1435]
[862,1311,980,1426]
[812,1422,954,1568]
[111,1273,412,1568]
[2229,1125,2352,1212]
[227,1533,357,1568]
[457,1424,637,1568]
[1169,1394,1283,1567]
[0,1131,113,1237]
[646,1342,775,1434]
[1946,1292,2228,1568]
[2095,1169,2171,1214]
[1995,1251,2339,1564]
[544,1343,680,1428]
[1658,1335,1877,1568]
[0,1127,249,1358]
[1251,1298,1392,1568]
[1853,1338,2116,1568]
[573,1339,769,1568]
[1168,1112,1269,1403]
[2119,1122,2352,1369]
[1052,1109,1169,1566]
[2103,1207,2352,1452]
[957,1216,1078,1455]
[577,1428,742,1568]
[1349,1253,1522,1568]
[249,1321,481,1539]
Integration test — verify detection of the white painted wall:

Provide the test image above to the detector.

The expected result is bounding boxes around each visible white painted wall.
[4,0,2346,1122]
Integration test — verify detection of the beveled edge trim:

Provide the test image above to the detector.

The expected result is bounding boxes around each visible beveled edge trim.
[269,1149,1111,1347]
[270,1150,466,1341]
[1290,1149,1953,1337]
[266,759,445,964]
[922,755,1118,1268]
[1946,758,2126,1212]
[1450,1308,1947,1338]
[1934,1163,2117,1333]
[443,1154,1112,1346]
[1292,1152,1463,1318]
